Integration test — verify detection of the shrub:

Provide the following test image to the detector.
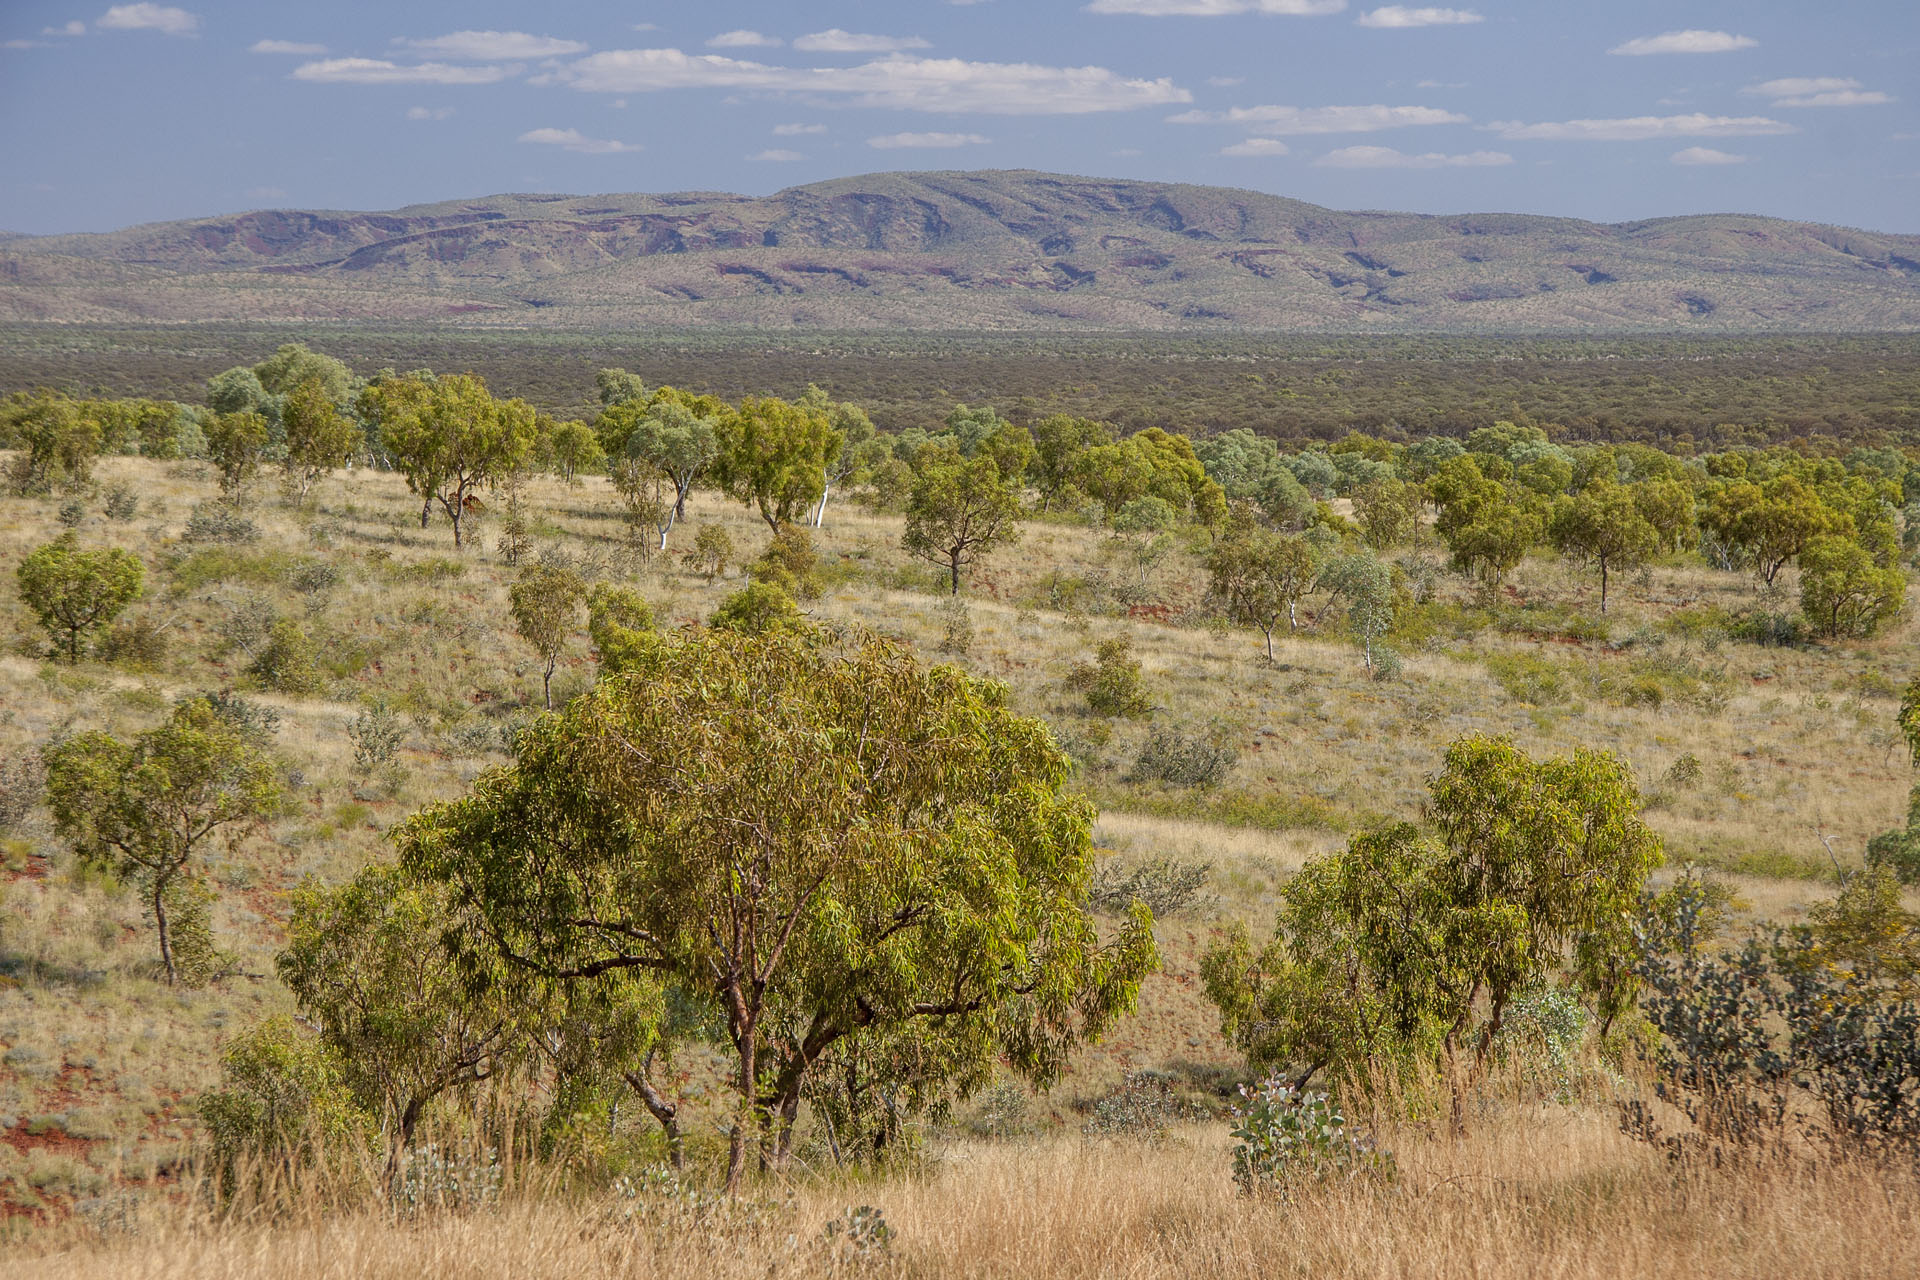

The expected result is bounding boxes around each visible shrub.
[1130,727,1234,788]
[681,525,734,582]
[1228,1078,1393,1198]
[198,1017,371,1189]
[102,484,139,521]
[1065,636,1153,718]
[248,619,324,695]
[393,1144,503,1217]
[285,560,340,615]
[937,598,973,656]
[195,689,283,741]
[98,616,168,669]
[15,533,145,663]
[182,502,260,545]
[57,498,86,528]
[1085,1070,1202,1139]
[750,527,824,600]
[1730,610,1806,648]
[1483,652,1568,705]
[1089,857,1211,918]
[348,701,404,775]
[0,750,46,832]
[710,581,805,636]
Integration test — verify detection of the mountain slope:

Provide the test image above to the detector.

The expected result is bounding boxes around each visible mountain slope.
[4,170,1918,332]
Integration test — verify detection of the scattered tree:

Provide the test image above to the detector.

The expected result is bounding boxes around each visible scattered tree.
[902,452,1024,596]
[44,697,280,984]
[206,410,271,499]
[712,395,841,533]
[1799,535,1906,639]
[279,377,363,505]
[1207,523,1317,661]
[16,533,144,663]
[509,563,586,709]
[370,374,538,548]
[1549,481,1660,613]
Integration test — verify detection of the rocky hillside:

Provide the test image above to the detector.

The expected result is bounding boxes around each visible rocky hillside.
[4,170,1918,331]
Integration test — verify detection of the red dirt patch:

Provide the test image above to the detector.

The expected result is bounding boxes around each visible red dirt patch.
[0,1121,93,1161]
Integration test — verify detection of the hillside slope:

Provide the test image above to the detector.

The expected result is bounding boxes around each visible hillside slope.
[4,170,1919,331]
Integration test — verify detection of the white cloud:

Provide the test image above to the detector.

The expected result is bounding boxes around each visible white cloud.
[709,30,782,48]
[96,5,198,35]
[250,39,326,55]
[406,106,454,120]
[4,38,46,48]
[1357,7,1482,28]
[1608,30,1756,56]
[397,31,586,60]
[750,148,806,162]
[1742,77,1892,108]
[868,131,990,148]
[1207,75,1245,87]
[1416,79,1467,88]
[1086,0,1345,13]
[1169,103,1466,133]
[1671,146,1746,165]
[519,127,638,155]
[773,123,827,135]
[292,58,518,85]
[43,21,86,36]
[1222,137,1291,156]
[794,29,931,54]
[632,23,658,32]
[549,50,1191,115]
[1489,113,1794,141]
[1316,144,1510,167]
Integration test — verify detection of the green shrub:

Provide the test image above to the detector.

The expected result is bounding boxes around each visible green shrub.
[348,701,404,775]
[1089,857,1211,917]
[1130,727,1234,787]
[1228,1078,1393,1198]
[248,619,324,695]
[1085,1070,1202,1139]
[182,502,259,545]
[98,616,168,669]
[1065,637,1153,718]
[710,581,805,636]
[198,1017,372,1188]
[1484,652,1567,705]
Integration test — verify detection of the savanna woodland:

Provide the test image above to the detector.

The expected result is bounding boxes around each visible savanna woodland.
[4,334,1920,1278]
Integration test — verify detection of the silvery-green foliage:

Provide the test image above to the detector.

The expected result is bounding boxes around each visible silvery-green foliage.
[1228,1077,1394,1198]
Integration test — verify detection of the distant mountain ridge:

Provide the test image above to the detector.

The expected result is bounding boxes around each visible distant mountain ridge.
[3,170,1918,332]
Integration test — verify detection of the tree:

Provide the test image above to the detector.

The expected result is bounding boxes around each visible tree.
[547,419,603,485]
[1110,496,1178,588]
[370,374,538,548]
[280,377,363,505]
[712,395,841,533]
[797,386,876,528]
[398,629,1157,1193]
[1353,477,1422,550]
[624,400,719,538]
[509,563,586,709]
[278,864,525,1171]
[205,367,272,419]
[1203,736,1661,1128]
[1078,441,1155,519]
[1431,459,1543,589]
[681,524,734,583]
[1549,481,1660,613]
[586,583,656,674]
[710,580,807,636]
[1799,535,1906,639]
[1319,551,1395,675]
[7,392,102,494]
[1702,475,1848,586]
[44,697,280,984]
[1030,414,1109,511]
[16,533,144,663]
[205,410,271,499]
[253,342,353,404]
[902,451,1024,596]
[1207,523,1317,661]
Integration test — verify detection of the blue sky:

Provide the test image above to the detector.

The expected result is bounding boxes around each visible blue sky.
[2,1,1916,235]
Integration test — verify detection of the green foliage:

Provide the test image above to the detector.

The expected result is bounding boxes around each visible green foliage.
[205,410,271,498]
[198,1017,372,1188]
[586,583,656,675]
[709,580,805,637]
[711,394,841,532]
[16,533,145,662]
[279,864,525,1154]
[1549,480,1660,614]
[6,391,102,494]
[398,628,1157,1191]
[1085,1069,1202,1139]
[750,526,825,600]
[1429,457,1544,589]
[1798,534,1905,639]
[347,700,404,777]
[902,450,1024,596]
[279,377,362,504]
[1318,550,1396,675]
[43,696,279,983]
[1228,1079,1393,1199]
[363,373,538,548]
[1207,520,1317,660]
[1700,474,1850,586]
[248,618,324,696]
[1065,636,1153,719]
[681,524,734,582]
[1203,736,1661,1123]
[1130,726,1235,788]
[508,563,586,709]
[1089,857,1211,918]
[546,419,603,484]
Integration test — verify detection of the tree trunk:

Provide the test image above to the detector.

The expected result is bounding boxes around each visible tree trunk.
[153,876,177,986]
[420,498,432,529]
[1599,558,1609,614]
[1287,599,1298,631]
[624,1060,684,1171]
[542,660,554,711]
[949,554,961,596]
[726,1031,756,1194]
[1262,625,1275,663]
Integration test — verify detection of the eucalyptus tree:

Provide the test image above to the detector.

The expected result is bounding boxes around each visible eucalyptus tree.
[398,629,1158,1192]
[902,449,1025,596]
[368,373,538,548]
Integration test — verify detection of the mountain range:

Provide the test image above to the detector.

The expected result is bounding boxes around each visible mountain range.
[4,170,1918,332]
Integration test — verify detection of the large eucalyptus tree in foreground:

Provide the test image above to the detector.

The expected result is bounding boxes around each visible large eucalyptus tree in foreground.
[399,628,1157,1192]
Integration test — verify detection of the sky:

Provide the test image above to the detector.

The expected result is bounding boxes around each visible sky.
[1,1,1916,236]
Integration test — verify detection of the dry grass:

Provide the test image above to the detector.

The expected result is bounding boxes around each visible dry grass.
[9,1111,1916,1279]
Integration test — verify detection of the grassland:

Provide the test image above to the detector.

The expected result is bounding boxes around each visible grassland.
[0,450,1914,1271]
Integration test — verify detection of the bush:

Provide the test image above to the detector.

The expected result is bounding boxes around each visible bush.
[1130,727,1234,788]
[937,598,973,656]
[1089,857,1210,918]
[1228,1078,1393,1198]
[1484,652,1568,705]
[198,1017,371,1189]
[182,502,260,545]
[57,498,86,528]
[348,701,404,775]
[102,485,139,521]
[1730,610,1806,648]
[0,750,46,832]
[1085,1070,1202,1139]
[248,619,324,695]
[98,616,168,669]
[750,527,824,600]
[1065,637,1153,718]
[681,525,734,582]
[710,581,805,636]
[195,689,283,741]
